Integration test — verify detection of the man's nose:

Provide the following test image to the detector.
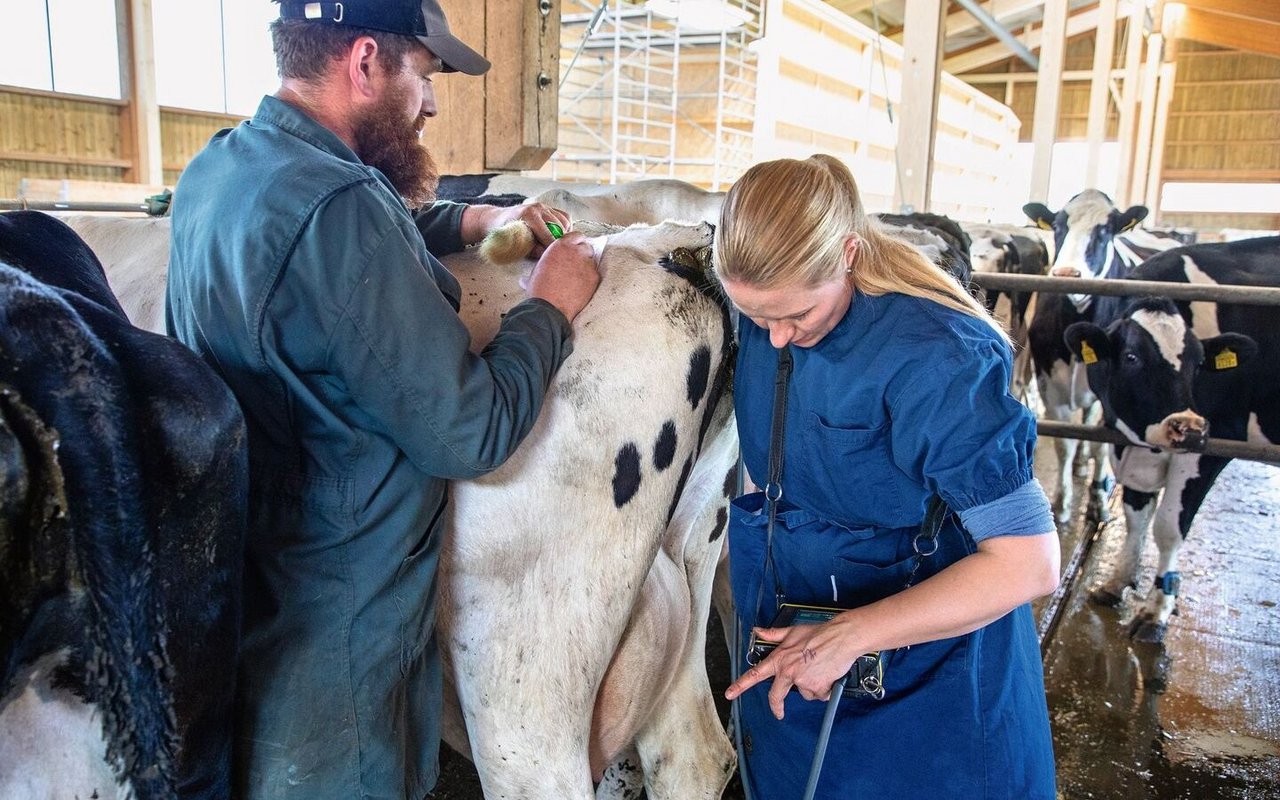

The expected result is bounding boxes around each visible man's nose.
[421,85,438,118]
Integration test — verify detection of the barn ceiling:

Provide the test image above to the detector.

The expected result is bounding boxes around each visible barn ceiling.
[819,0,1280,71]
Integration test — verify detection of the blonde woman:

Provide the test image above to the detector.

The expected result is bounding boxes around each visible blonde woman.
[719,155,1059,798]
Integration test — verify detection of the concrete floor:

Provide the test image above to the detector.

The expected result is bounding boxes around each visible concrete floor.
[429,453,1280,799]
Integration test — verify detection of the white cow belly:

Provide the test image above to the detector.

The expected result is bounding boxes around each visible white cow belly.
[0,653,126,800]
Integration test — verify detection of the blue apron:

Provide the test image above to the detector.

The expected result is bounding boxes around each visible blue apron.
[729,293,1055,799]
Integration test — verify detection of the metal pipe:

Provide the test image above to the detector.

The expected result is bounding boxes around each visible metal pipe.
[1036,421,1280,465]
[953,0,1040,71]
[0,200,151,214]
[970,271,1280,307]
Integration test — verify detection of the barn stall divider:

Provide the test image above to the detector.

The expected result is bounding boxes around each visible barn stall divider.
[968,270,1280,649]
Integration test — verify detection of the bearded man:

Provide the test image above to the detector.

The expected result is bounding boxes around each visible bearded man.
[166,2,600,797]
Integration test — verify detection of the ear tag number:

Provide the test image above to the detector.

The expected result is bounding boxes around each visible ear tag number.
[1215,349,1238,370]
[1080,341,1098,365]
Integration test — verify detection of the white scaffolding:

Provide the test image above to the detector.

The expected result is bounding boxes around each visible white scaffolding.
[545,0,762,190]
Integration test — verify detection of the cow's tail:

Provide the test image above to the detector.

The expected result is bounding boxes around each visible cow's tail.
[480,221,537,265]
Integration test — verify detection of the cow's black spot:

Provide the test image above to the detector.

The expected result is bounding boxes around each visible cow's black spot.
[665,455,694,525]
[722,464,737,498]
[652,421,677,471]
[686,345,711,409]
[612,443,642,508]
[708,506,727,542]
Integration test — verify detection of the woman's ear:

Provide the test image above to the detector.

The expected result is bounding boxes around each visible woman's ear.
[843,234,860,271]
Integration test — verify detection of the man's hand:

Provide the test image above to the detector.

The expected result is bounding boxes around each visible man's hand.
[462,202,572,258]
[527,232,599,323]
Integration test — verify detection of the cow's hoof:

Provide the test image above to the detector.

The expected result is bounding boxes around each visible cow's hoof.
[1130,619,1167,644]
[1090,586,1126,607]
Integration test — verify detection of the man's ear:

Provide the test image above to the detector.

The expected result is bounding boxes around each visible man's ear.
[347,35,381,99]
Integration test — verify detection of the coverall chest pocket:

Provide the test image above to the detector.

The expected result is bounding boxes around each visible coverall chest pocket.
[802,413,906,526]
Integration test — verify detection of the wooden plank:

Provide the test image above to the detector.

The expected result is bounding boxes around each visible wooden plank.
[428,0,487,173]
[1163,168,1280,181]
[484,0,559,170]
[1085,0,1119,186]
[1176,0,1280,26]
[1129,27,1165,206]
[894,0,944,213]
[945,5,1112,74]
[3,151,133,169]
[1174,7,1280,59]
[18,178,166,203]
[1029,0,1069,201]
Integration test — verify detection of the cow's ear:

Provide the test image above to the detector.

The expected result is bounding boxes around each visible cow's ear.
[1023,203,1054,230]
[1002,239,1020,269]
[1117,206,1149,232]
[1200,333,1259,372]
[1064,322,1112,366]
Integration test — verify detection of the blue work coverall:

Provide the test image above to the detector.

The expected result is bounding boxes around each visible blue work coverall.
[167,95,572,799]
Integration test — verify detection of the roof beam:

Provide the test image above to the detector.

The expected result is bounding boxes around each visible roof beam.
[1172,7,1280,58]
[953,0,1039,69]
[945,4,1114,73]
[1175,0,1280,26]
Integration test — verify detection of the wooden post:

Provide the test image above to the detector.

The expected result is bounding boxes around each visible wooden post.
[117,0,163,186]
[893,0,944,213]
[1129,28,1164,207]
[1084,0,1119,188]
[1143,53,1177,220]
[1114,0,1145,205]
[1028,0,1068,202]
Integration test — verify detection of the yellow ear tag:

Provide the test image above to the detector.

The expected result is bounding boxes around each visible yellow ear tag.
[1215,348,1238,370]
[1080,341,1098,365]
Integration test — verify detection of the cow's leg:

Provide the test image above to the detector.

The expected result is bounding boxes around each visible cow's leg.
[1039,366,1078,523]
[1130,455,1229,642]
[1091,484,1157,607]
[595,746,645,800]
[1083,402,1114,522]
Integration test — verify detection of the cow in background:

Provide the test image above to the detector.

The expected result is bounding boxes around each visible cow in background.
[56,214,171,334]
[964,224,1052,398]
[438,174,727,226]
[1023,190,1181,522]
[0,211,248,799]
[1063,237,1280,641]
[875,211,973,289]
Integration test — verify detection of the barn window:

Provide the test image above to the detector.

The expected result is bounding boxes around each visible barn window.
[0,0,121,99]
[153,0,277,115]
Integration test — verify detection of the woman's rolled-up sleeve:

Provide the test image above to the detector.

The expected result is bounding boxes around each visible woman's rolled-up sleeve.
[888,340,1053,542]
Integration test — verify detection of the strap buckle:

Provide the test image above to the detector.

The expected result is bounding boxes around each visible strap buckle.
[303,2,344,22]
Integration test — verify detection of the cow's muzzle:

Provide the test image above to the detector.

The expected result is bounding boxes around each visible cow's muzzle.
[1159,411,1209,451]
[1050,266,1083,278]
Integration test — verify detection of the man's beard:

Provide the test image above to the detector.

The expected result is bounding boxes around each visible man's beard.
[352,83,440,208]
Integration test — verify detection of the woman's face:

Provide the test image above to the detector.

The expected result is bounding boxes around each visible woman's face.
[720,273,854,349]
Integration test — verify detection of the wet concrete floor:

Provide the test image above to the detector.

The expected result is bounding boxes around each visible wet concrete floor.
[430,454,1279,799]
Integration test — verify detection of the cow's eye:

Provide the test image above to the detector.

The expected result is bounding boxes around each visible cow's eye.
[1124,352,1140,365]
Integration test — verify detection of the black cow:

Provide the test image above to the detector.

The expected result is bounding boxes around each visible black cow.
[1022,190,1182,522]
[1062,236,1280,641]
[875,211,973,289]
[0,211,248,799]
[965,225,1051,396]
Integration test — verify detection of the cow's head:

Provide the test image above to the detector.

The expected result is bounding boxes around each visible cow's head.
[1064,298,1258,450]
[1024,190,1147,307]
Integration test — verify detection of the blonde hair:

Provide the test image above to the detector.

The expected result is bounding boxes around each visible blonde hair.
[714,154,1009,344]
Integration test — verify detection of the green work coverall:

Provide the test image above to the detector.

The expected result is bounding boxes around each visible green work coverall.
[167,95,572,800]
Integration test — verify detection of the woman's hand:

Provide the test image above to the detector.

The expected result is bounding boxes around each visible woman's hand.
[725,615,864,719]
[462,202,572,257]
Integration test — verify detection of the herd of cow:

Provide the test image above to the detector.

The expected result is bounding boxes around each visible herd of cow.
[0,176,1276,798]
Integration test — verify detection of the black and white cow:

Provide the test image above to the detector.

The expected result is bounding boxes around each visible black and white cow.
[1023,190,1181,522]
[1062,236,1280,641]
[0,211,248,799]
[875,211,974,289]
[964,224,1052,397]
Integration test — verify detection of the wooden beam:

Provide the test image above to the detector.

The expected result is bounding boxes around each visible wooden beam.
[1173,7,1280,58]
[894,0,945,213]
[946,5,1113,73]
[117,0,163,186]
[945,0,1049,40]
[1175,0,1280,26]
[1029,0,1068,202]
[1084,0,1118,187]
[1114,1,1144,206]
[1144,60,1177,221]
[1129,28,1164,207]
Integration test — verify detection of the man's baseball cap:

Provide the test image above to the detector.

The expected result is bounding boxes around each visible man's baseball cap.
[275,0,491,75]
